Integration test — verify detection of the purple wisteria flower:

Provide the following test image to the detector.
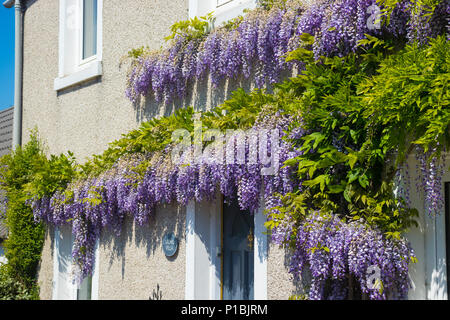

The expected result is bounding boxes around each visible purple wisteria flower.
[125,0,448,104]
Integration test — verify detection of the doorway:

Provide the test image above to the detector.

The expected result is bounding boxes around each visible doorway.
[185,197,267,300]
[222,200,254,300]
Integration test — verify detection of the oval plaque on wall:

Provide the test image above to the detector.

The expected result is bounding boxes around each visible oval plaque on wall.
[162,232,178,257]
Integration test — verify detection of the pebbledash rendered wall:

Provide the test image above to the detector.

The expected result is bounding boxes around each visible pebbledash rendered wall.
[23,0,303,300]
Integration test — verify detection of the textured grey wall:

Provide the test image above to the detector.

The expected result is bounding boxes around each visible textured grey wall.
[22,0,189,161]
[24,0,190,300]
[98,204,186,300]
[37,226,55,300]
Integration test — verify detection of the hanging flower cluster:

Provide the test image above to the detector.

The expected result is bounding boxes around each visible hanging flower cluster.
[32,110,300,283]
[415,147,447,217]
[270,209,416,300]
[25,0,448,298]
[125,0,448,104]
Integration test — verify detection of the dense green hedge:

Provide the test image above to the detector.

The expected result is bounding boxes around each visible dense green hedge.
[0,133,46,299]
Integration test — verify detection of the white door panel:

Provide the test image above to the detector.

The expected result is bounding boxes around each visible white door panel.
[54,225,75,300]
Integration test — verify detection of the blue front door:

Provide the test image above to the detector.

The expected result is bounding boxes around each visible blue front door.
[223,201,254,300]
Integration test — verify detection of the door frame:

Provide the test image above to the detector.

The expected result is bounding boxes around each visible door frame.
[52,226,100,300]
[185,196,267,300]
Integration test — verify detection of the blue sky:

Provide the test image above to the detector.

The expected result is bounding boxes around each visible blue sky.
[0,6,14,111]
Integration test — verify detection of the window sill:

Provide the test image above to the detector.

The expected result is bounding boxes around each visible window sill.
[213,0,256,26]
[54,60,102,91]
[189,0,257,25]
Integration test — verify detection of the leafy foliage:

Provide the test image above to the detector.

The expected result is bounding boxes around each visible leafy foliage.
[0,133,46,293]
[165,12,215,42]
[13,0,449,300]
[0,265,39,300]
[378,0,443,18]
[270,34,448,238]
[79,87,273,178]
[360,35,449,161]
[264,34,448,299]
[0,131,77,299]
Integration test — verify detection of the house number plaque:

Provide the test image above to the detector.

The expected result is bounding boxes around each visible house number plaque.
[162,232,178,257]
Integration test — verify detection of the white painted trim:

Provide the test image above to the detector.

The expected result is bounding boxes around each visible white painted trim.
[403,154,449,300]
[53,226,77,300]
[55,0,102,91]
[69,228,77,300]
[54,60,102,91]
[434,210,447,299]
[185,197,268,300]
[254,200,268,300]
[96,0,103,62]
[189,0,257,26]
[53,226,99,300]
[78,0,102,65]
[91,238,100,300]
[188,0,198,19]
[52,227,60,300]
[185,201,196,299]
[58,0,66,78]
[424,173,449,299]
[209,197,222,300]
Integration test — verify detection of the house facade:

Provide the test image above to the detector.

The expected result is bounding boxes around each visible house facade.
[0,106,13,266]
[16,0,449,300]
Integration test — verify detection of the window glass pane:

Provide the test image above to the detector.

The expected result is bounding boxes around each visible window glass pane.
[83,0,97,60]
[77,275,92,300]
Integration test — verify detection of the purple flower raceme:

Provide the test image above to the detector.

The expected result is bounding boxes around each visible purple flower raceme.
[30,107,424,299]
[32,112,299,285]
[31,0,447,296]
[125,0,447,104]
[406,0,450,45]
[415,146,446,217]
[270,210,416,300]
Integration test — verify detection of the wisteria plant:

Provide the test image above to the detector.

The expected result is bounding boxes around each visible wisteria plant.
[7,0,448,300]
[125,0,448,104]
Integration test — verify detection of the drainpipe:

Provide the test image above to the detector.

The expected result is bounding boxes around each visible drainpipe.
[3,0,23,148]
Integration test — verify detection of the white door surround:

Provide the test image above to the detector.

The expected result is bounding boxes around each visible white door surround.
[185,196,267,300]
[52,226,100,300]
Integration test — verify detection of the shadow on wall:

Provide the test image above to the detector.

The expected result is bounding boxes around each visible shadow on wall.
[149,283,163,300]
[100,202,185,281]
[56,77,103,97]
[133,69,295,122]
[274,242,309,298]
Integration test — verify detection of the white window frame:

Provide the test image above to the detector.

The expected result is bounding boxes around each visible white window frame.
[189,0,257,26]
[54,0,103,91]
[185,195,267,300]
[404,153,449,300]
[78,0,98,66]
[52,226,100,300]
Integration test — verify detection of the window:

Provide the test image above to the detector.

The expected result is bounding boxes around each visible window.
[81,0,98,61]
[54,0,102,91]
[189,0,257,26]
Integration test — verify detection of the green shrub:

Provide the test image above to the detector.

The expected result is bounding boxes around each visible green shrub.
[0,132,46,295]
[0,265,39,300]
